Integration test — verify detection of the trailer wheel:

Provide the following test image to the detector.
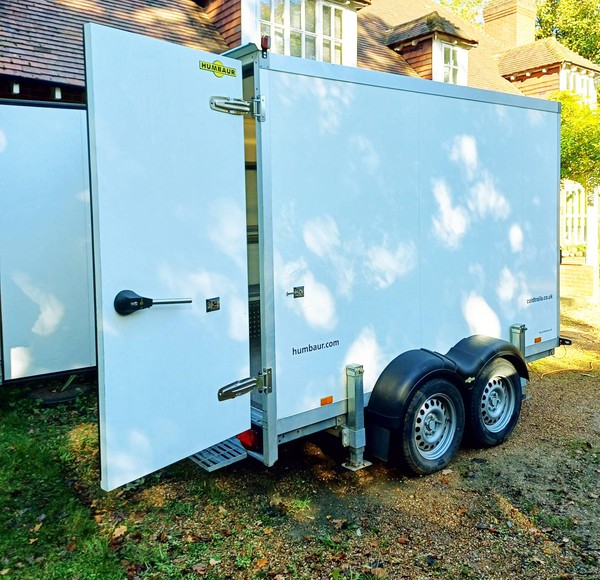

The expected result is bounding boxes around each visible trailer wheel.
[466,358,522,447]
[400,379,464,475]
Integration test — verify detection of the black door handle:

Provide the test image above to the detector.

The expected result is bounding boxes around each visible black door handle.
[114,290,192,316]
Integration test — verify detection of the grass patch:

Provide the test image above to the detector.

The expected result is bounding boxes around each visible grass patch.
[534,513,576,531]
[0,386,123,578]
[528,345,600,377]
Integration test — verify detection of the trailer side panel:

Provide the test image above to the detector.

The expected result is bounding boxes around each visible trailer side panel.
[0,103,95,381]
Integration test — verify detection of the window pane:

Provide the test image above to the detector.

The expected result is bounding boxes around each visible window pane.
[323,39,331,62]
[261,23,270,38]
[334,42,342,64]
[273,27,284,54]
[323,6,331,36]
[306,0,316,33]
[290,0,301,30]
[274,0,284,25]
[290,31,302,57]
[260,0,271,22]
[334,8,342,40]
[444,66,458,84]
[305,35,316,59]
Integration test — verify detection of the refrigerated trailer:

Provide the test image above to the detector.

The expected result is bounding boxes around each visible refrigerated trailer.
[0,23,560,491]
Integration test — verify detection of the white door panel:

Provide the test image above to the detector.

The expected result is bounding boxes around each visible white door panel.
[85,24,249,491]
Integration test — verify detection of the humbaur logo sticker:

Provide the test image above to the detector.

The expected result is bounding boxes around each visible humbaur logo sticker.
[199,60,237,78]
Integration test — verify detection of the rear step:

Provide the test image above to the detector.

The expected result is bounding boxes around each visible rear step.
[189,437,248,472]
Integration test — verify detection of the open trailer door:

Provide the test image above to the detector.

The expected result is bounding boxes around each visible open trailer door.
[85,24,250,491]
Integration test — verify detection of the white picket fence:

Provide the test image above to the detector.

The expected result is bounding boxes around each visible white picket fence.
[560,180,599,267]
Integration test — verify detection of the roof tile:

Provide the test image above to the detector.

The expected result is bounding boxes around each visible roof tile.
[387,11,477,47]
[499,36,600,76]
[0,0,230,86]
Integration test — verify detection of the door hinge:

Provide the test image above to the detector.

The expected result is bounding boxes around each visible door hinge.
[218,368,272,401]
[210,95,266,122]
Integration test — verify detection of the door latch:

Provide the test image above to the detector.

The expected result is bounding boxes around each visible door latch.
[218,368,272,401]
[210,95,266,122]
[286,286,304,298]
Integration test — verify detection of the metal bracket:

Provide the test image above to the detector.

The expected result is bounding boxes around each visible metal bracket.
[217,368,272,401]
[510,323,527,356]
[286,286,304,298]
[210,95,266,122]
[256,367,272,394]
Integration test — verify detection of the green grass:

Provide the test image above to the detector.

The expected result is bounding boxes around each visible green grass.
[0,387,123,578]
[0,383,306,578]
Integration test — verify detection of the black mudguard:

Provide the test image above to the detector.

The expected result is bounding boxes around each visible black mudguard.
[445,335,528,384]
[365,335,528,463]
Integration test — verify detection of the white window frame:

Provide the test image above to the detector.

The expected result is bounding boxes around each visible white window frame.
[251,0,357,66]
[560,66,598,108]
[432,39,468,86]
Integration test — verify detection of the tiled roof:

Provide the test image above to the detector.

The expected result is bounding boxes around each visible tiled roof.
[358,0,523,94]
[387,11,477,47]
[358,12,420,77]
[499,36,600,76]
[0,0,229,86]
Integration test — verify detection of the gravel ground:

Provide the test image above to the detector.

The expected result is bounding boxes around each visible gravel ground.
[57,299,600,579]
[199,299,599,579]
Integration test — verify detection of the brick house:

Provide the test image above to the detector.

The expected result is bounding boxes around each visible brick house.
[1,0,599,299]
[3,0,598,103]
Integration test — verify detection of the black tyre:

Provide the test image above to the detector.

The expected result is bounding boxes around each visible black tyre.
[466,358,522,447]
[400,379,465,475]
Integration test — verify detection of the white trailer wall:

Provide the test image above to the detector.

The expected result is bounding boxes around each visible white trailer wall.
[255,56,559,423]
[0,103,95,381]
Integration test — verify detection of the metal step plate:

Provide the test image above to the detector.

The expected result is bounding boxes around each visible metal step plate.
[189,437,248,472]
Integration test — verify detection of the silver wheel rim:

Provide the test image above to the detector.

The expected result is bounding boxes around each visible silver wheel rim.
[480,374,516,433]
[413,394,457,460]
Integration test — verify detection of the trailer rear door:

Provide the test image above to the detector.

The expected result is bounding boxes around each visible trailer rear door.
[85,24,250,491]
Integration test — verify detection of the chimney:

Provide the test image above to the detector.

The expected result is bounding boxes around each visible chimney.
[483,0,536,48]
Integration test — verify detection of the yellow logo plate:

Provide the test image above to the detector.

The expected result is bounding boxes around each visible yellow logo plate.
[199,60,237,78]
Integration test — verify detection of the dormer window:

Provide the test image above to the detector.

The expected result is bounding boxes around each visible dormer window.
[387,12,477,86]
[434,40,468,85]
[259,0,357,65]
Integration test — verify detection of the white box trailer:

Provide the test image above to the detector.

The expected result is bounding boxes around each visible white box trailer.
[2,23,561,491]
[0,102,96,382]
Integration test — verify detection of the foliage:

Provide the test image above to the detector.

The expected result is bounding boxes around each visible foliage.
[548,91,600,192]
[438,0,484,23]
[536,0,600,64]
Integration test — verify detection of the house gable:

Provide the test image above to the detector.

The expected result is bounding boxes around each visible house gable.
[499,37,600,102]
